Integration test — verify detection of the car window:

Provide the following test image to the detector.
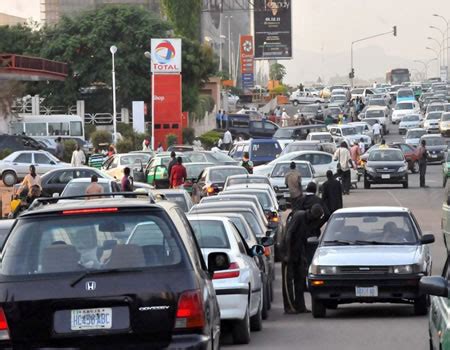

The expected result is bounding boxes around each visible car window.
[2,212,184,275]
[264,122,277,130]
[190,220,230,249]
[74,169,96,179]
[34,153,53,165]
[252,142,280,157]
[164,194,188,212]
[109,157,120,169]
[62,182,111,196]
[14,153,32,164]
[399,144,412,153]
[48,171,74,184]
[252,121,263,129]
[230,224,247,255]
[311,153,332,165]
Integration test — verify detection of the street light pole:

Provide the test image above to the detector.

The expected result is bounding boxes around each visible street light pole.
[430,26,446,67]
[226,15,233,78]
[426,47,440,76]
[219,12,223,72]
[144,51,155,151]
[433,14,449,78]
[414,58,437,79]
[110,45,117,145]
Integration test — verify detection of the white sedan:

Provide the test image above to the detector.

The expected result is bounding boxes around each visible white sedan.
[187,215,265,345]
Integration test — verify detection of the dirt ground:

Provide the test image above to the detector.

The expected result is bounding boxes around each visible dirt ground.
[0,183,13,218]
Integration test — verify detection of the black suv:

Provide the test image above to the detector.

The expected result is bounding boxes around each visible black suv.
[0,197,227,349]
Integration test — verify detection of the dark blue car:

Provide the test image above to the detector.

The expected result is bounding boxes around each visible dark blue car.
[229,139,282,166]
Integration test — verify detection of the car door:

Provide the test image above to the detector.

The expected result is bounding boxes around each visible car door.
[250,121,265,138]
[262,121,278,138]
[43,170,75,195]
[311,153,335,181]
[11,153,32,178]
[33,152,57,174]
[429,258,449,349]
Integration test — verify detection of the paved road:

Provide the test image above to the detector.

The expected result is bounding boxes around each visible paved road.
[224,124,447,350]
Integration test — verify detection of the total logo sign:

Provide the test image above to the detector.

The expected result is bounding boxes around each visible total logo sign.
[151,38,182,73]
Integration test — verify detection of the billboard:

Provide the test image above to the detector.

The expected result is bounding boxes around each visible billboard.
[151,38,182,73]
[240,35,255,89]
[253,0,292,60]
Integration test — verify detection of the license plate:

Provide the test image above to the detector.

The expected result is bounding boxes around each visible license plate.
[431,155,437,158]
[283,192,290,198]
[355,286,378,297]
[381,174,390,179]
[71,308,112,331]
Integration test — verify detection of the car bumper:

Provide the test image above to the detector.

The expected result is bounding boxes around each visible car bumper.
[308,274,424,303]
[441,129,450,136]
[426,127,440,133]
[428,154,445,162]
[216,290,249,320]
[365,171,408,184]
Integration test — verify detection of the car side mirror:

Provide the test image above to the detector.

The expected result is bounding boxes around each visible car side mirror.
[52,192,60,198]
[260,236,274,247]
[419,276,449,297]
[250,245,265,257]
[207,252,230,276]
[50,161,56,165]
[421,234,435,245]
[265,230,274,237]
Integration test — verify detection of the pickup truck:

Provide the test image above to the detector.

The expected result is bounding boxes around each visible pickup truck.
[227,114,279,139]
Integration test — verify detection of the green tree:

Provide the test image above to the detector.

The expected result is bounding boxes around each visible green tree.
[0,23,41,55]
[161,0,202,40]
[269,63,287,82]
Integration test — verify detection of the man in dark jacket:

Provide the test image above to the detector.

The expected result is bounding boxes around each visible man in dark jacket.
[294,182,330,232]
[321,170,343,214]
[282,204,324,314]
[167,151,177,177]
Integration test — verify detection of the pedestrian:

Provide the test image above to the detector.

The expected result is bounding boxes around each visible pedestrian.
[222,129,233,151]
[55,137,64,160]
[325,113,334,126]
[88,148,105,169]
[275,106,282,123]
[121,167,133,192]
[167,151,177,178]
[358,137,366,154]
[85,175,104,199]
[216,109,222,129]
[18,165,41,194]
[282,204,324,314]
[107,144,116,158]
[281,108,290,127]
[240,152,254,174]
[222,111,228,129]
[71,145,86,167]
[156,143,164,153]
[350,141,360,166]
[142,138,151,152]
[334,141,352,195]
[284,162,303,209]
[372,120,382,144]
[417,139,429,188]
[170,157,187,189]
[321,170,343,214]
[11,184,42,218]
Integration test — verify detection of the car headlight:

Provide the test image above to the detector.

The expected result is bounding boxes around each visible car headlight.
[310,265,337,275]
[398,165,408,172]
[366,166,376,173]
[391,264,423,274]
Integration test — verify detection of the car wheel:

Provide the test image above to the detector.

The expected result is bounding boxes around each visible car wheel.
[414,295,428,315]
[364,178,370,189]
[403,180,408,189]
[262,280,269,319]
[293,100,299,106]
[250,289,263,332]
[232,303,251,344]
[311,298,326,318]
[2,171,17,187]
[411,161,419,174]
[444,176,448,188]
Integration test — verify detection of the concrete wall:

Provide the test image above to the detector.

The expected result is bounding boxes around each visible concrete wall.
[189,112,216,137]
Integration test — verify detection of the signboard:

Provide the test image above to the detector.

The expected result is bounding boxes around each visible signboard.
[240,35,255,89]
[253,0,292,60]
[440,66,448,82]
[151,38,182,73]
[132,101,145,133]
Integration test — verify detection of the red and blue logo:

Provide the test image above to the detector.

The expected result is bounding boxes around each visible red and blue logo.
[154,40,176,64]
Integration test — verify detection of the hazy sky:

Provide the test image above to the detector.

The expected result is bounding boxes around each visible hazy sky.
[3,0,450,83]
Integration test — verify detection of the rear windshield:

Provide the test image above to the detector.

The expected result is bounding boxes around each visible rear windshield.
[368,150,404,162]
[396,103,413,110]
[190,220,230,249]
[368,99,385,106]
[272,163,312,178]
[63,182,111,196]
[273,129,294,138]
[225,191,271,210]
[185,164,209,179]
[252,142,281,157]
[365,110,384,118]
[226,177,269,187]
[397,90,413,97]
[210,168,248,182]
[310,134,332,142]
[1,212,184,276]
[406,130,426,139]
[402,115,420,122]
[342,127,357,136]
[427,112,442,120]
[163,194,188,212]
[423,137,445,146]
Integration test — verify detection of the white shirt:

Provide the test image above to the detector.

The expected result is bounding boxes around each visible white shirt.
[71,150,86,167]
[223,131,232,144]
[281,111,289,120]
[372,123,381,135]
[359,142,366,154]
[334,147,352,171]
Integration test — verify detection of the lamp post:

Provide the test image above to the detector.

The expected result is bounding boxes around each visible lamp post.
[144,50,155,151]
[110,45,117,145]
[225,15,233,78]
[414,58,437,79]
[426,47,440,76]
[432,14,449,79]
[430,25,446,66]
[219,34,226,72]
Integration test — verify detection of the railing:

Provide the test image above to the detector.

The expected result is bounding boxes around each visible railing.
[0,54,68,78]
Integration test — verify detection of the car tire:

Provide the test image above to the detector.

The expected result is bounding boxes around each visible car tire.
[414,295,428,316]
[2,171,17,187]
[403,180,408,189]
[364,178,370,189]
[232,303,251,344]
[311,298,326,318]
[262,281,269,319]
[293,100,299,106]
[250,289,263,332]
[411,161,419,174]
[444,176,448,188]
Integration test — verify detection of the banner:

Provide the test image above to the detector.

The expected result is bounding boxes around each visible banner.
[151,38,182,73]
[253,0,292,60]
[240,35,255,89]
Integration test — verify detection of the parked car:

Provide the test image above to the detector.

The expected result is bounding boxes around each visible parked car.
[0,150,69,187]
[196,166,249,197]
[420,134,447,163]
[364,148,409,189]
[187,215,267,344]
[398,114,422,135]
[227,114,278,139]
[423,111,443,133]
[229,139,282,166]
[289,90,324,106]
[404,128,427,147]
[0,198,227,348]
[308,206,434,318]
[152,189,193,212]
[392,101,421,124]
[273,124,328,141]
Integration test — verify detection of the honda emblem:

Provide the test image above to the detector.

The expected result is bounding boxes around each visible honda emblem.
[86,281,96,291]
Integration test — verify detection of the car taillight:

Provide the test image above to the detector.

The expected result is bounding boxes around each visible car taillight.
[270,212,279,223]
[0,308,10,340]
[175,290,205,330]
[213,262,240,279]
[264,246,271,257]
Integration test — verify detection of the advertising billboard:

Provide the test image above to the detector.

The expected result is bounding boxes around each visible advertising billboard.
[240,35,255,89]
[253,0,292,60]
[151,38,182,73]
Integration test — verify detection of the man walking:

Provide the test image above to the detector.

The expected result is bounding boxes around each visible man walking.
[240,152,254,174]
[417,139,429,188]
[350,141,360,167]
[216,110,222,129]
[281,108,290,127]
[71,145,86,167]
[167,151,177,178]
[321,170,343,214]
[222,129,233,151]
[55,137,64,160]
[284,162,302,209]
[170,157,187,189]
[334,142,352,195]
[282,204,324,314]
[372,120,382,144]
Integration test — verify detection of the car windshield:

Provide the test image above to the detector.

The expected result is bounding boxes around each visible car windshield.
[226,177,269,187]
[331,95,345,101]
[252,142,281,157]
[273,128,294,138]
[351,88,364,94]
[397,90,413,97]
[185,164,209,179]
[427,113,442,120]
[365,110,384,118]
[302,106,319,113]
[406,130,426,139]
[225,217,250,240]
[272,163,311,178]
[163,193,188,212]
[402,115,420,122]
[120,154,150,166]
[1,212,184,276]
[190,220,230,249]
[423,137,445,146]
[322,212,418,245]
[342,127,357,136]
[396,103,413,110]
[285,143,319,153]
[351,125,365,134]
[210,152,235,162]
[226,191,272,209]
[368,150,404,162]
[368,99,385,106]
[62,182,111,196]
[428,105,445,112]
[442,114,450,121]
[209,168,247,182]
[310,134,332,142]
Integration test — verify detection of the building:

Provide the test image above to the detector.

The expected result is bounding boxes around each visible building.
[41,0,161,25]
[0,13,27,26]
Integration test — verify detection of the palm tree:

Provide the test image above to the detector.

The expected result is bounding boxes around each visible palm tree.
[269,63,287,82]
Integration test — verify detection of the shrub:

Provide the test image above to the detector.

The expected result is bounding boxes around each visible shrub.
[0,148,13,160]
[166,134,178,147]
[84,124,96,141]
[90,130,112,148]
[62,139,78,163]
[117,123,134,138]
[116,139,134,153]
[182,127,195,145]
[271,85,288,95]
[198,130,223,149]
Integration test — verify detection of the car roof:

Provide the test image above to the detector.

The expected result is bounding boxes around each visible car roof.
[334,206,410,214]
[186,215,230,223]
[227,174,268,179]
[68,178,112,184]
[421,134,444,139]
[184,162,215,166]
[0,219,14,229]
[205,165,244,171]
[407,128,426,132]
[275,160,310,165]
[308,132,331,135]
[226,183,272,190]
[153,189,186,195]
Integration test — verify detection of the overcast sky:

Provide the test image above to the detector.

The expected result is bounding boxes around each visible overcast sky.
[3,0,450,83]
